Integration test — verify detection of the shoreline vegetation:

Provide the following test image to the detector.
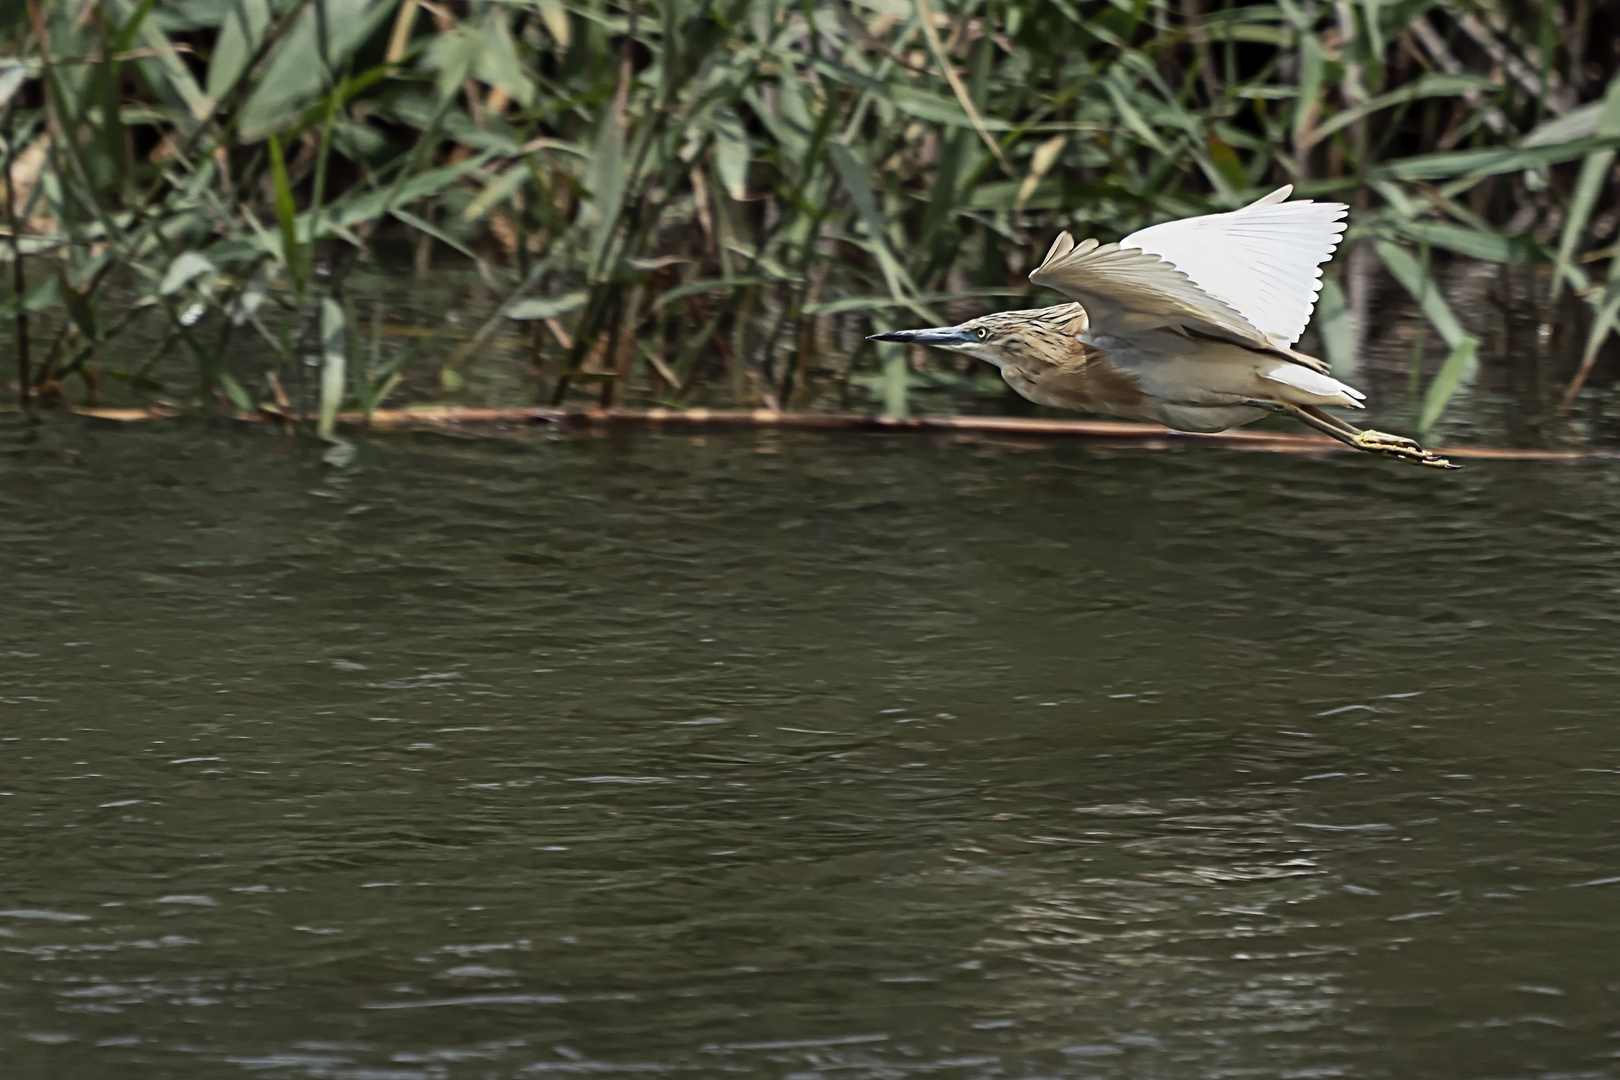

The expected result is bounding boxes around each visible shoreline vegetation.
[1,0,1618,445]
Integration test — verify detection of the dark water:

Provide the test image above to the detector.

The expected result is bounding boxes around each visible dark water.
[3,418,1619,1079]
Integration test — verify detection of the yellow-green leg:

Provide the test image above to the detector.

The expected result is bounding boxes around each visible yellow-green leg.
[1283,404,1459,470]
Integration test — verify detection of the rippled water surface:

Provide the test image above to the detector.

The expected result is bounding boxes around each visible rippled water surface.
[3,417,1619,1079]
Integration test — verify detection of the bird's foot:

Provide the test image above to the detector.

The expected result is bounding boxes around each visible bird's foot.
[1352,429,1459,469]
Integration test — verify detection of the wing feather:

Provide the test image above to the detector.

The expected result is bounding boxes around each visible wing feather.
[1028,235,1274,351]
[1119,185,1347,347]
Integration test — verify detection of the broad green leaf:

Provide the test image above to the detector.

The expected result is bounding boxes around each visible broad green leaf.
[1563,246,1620,408]
[1314,277,1356,377]
[584,107,628,279]
[742,86,807,164]
[1374,136,1620,180]
[0,60,26,108]
[108,0,209,121]
[461,162,531,221]
[1310,74,1498,144]
[1292,31,1324,145]
[712,106,751,201]
[1569,280,1620,407]
[218,372,256,413]
[239,0,395,139]
[472,10,536,107]
[422,17,481,103]
[160,251,216,295]
[335,152,496,227]
[376,92,527,153]
[58,270,101,342]
[1523,101,1603,147]
[1551,73,1620,300]
[865,321,909,418]
[971,177,1063,211]
[829,141,913,305]
[507,292,589,320]
[206,0,272,101]
[890,85,1011,131]
[90,16,130,197]
[0,276,61,321]
[1390,220,1543,264]
[1104,74,1168,154]
[1417,337,1477,433]
[775,66,815,136]
[1375,239,1479,431]
[1373,239,1467,348]
[267,133,305,291]
[536,0,570,48]
[389,207,484,265]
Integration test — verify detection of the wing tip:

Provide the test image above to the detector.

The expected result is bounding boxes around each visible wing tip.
[1250,185,1293,208]
[1031,232,1100,283]
[1246,185,1352,224]
[1033,231,1076,278]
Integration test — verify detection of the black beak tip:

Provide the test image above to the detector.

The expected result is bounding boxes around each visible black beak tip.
[867,331,905,342]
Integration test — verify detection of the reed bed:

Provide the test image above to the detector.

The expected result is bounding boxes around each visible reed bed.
[2,0,1618,446]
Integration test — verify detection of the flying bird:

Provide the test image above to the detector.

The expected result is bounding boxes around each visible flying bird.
[869,186,1455,468]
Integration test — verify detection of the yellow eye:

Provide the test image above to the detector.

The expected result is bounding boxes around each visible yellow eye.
[974,327,989,341]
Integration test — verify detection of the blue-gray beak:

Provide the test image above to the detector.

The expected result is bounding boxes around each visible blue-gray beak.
[867,326,969,346]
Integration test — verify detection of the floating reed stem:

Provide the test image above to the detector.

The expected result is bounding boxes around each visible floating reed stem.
[50,405,1620,463]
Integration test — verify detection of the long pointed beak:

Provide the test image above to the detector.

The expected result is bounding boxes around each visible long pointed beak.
[867,326,968,346]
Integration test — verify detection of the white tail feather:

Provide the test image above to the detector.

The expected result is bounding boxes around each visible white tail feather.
[1262,363,1366,408]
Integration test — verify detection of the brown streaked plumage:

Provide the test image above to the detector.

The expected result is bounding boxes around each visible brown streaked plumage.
[965,304,1148,419]
[870,187,1456,468]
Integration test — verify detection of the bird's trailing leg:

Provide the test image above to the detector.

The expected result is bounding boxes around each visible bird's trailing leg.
[1280,403,1459,469]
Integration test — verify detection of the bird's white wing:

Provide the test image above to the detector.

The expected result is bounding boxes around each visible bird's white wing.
[1119,185,1348,347]
[1028,232,1274,350]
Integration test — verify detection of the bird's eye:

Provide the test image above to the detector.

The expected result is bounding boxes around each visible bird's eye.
[974,327,989,341]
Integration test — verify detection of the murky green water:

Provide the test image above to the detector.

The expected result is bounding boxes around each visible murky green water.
[3,417,1619,1078]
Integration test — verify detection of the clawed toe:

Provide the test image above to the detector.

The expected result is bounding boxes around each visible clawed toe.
[1280,406,1461,470]
[1353,429,1459,469]
[1353,430,1420,451]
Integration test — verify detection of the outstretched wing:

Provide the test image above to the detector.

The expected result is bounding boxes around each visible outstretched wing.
[1119,185,1348,347]
[1028,232,1275,352]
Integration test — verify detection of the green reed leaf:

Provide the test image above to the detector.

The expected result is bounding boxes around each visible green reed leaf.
[58,269,100,342]
[1373,239,1466,348]
[160,251,215,295]
[507,292,589,320]
[1313,277,1356,376]
[1551,74,1620,301]
[1374,136,1620,180]
[207,0,273,102]
[1390,220,1543,264]
[267,133,305,292]
[239,0,393,139]
[1418,337,1477,434]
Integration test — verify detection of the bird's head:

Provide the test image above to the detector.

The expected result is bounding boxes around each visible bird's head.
[867,304,1086,370]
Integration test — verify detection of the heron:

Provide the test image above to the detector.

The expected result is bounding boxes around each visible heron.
[869,186,1456,469]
